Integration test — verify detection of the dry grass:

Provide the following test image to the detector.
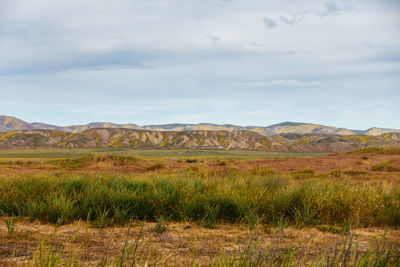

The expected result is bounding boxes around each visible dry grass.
[0,149,399,266]
[0,220,399,266]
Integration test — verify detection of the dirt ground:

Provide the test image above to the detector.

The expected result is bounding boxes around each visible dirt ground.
[1,219,399,266]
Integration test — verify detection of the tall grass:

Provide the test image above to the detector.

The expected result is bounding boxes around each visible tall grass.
[0,169,399,227]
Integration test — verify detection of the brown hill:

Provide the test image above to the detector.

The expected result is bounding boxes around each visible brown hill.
[1,115,400,136]
[0,130,96,149]
[0,128,399,153]
[0,115,34,131]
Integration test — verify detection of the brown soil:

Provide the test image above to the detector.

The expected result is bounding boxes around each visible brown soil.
[232,153,400,174]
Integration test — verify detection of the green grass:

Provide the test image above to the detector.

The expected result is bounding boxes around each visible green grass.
[0,169,399,228]
[0,148,324,160]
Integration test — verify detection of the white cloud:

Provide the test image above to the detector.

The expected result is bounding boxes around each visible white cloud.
[0,0,399,128]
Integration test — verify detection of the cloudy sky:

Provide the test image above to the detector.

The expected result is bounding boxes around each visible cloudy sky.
[0,0,399,129]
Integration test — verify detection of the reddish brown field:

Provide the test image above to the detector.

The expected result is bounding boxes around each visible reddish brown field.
[1,151,399,177]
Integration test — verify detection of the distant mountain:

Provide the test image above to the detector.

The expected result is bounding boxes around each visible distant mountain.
[363,127,400,136]
[30,122,63,130]
[0,115,34,131]
[62,122,141,133]
[1,128,399,152]
[0,115,399,136]
[142,121,400,136]
[261,121,355,135]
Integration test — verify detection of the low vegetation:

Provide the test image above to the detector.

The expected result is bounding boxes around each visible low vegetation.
[0,148,399,265]
[0,168,399,228]
[371,159,400,172]
[50,154,141,169]
[348,146,400,155]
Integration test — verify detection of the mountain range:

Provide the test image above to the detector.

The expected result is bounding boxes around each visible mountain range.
[0,128,399,153]
[1,115,399,136]
[1,115,399,152]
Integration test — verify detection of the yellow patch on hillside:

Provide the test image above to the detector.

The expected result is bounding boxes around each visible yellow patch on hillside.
[0,130,16,141]
[108,136,125,147]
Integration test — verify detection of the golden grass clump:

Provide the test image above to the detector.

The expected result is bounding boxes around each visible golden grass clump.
[0,168,399,228]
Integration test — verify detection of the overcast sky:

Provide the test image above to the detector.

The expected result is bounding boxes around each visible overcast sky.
[0,0,399,129]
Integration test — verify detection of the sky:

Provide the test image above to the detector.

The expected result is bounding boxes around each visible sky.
[0,0,399,129]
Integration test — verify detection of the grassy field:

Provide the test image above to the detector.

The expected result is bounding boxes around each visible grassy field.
[0,148,399,266]
[0,148,324,159]
[1,165,399,227]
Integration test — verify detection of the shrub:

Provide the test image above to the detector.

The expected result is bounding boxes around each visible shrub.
[4,217,17,236]
[153,216,167,233]
[203,204,220,229]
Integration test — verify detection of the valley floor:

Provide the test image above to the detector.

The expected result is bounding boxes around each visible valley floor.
[0,148,399,266]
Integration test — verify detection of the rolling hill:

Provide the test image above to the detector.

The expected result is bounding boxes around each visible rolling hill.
[1,115,399,136]
[0,115,34,131]
[1,128,399,153]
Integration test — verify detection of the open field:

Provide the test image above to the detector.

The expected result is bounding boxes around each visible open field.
[0,148,400,266]
[0,148,324,160]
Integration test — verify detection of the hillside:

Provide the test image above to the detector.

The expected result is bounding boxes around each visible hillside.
[0,115,34,131]
[0,130,96,149]
[1,115,399,136]
[1,128,399,152]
